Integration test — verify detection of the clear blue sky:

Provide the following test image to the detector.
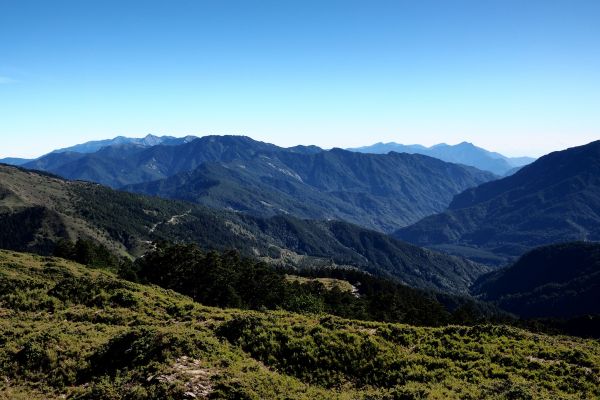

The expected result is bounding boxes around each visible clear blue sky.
[1,0,599,158]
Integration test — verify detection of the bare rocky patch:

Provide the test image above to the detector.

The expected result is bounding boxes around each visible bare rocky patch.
[150,356,214,399]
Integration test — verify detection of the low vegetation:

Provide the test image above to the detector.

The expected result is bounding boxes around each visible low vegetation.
[284,274,356,293]
[126,242,505,327]
[1,250,599,399]
[54,240,598,337]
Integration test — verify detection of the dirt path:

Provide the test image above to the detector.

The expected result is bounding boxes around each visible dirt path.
[149,209,192,233]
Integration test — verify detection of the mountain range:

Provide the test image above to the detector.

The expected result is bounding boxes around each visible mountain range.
[0,164,487,293]
[22,135,496,232]
[0,134,197,166]
[5,137,536,180]
[123,144,496,231]
[349,141,535,175]
[395,140,600,265]
[0,157,31,166]
[51,133,199,153]
[7,136,600,268]
[3,134,600,317]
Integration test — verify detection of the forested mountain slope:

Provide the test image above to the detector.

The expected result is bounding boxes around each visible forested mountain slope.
[23,135,496,232]
[395,141,600,264]
[0,164,487,293]
[472,242,600,318]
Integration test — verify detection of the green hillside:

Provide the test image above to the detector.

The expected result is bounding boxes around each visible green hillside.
[0,164,487,293]
[395,140,600,265]
[1,250,599,399]
[472,242,600,318]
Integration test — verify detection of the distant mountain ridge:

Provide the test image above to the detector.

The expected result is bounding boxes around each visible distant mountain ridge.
[24,135,281,187]
[0,157,31,166]
[0,134,197,166]
[348,141,535,175]
[6,135,534,177]
[395,140,600,265]
[50,133,198,154]
[23,135,496,232]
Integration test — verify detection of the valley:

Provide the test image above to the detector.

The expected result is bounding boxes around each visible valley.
[1,135,599,399]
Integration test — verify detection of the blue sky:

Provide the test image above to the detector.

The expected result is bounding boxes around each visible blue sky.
[1,0,599,158]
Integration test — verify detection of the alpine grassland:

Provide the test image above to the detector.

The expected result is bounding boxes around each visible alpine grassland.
[1,250,599,399]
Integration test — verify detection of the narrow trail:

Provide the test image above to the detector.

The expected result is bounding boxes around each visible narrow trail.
[149,209,192,233]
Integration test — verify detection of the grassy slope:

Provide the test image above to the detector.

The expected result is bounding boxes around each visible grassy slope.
[285,274,357,293]
[1,250,599,399]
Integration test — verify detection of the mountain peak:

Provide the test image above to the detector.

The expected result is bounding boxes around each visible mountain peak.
[48,134,199,155]
[349,141,533,175]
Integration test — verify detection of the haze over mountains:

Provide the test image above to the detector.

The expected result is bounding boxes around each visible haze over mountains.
[6,134,535,176]
[349,141,535,176]
[21,135,496,232]
[395,140,600,264]
[50,133,199,154]
[0,134,198,166]
[0,157,30,166]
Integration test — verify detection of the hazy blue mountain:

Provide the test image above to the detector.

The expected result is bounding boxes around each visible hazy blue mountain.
[51,133,198,154]
[0,157,32,166]
[502,166,523,176]
[508,156,537,166]
[0,163,487,293]
[472,242,600,318]
[24,135,278,187]
[395,140,600,265]
[24,135,496,232]
[349,141,535,175]
[286,144,323,154]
